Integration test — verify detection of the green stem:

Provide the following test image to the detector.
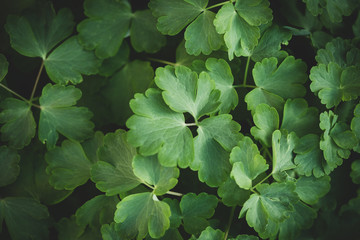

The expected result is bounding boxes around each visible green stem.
[224,206,236,240]
[206,1,228,10]
[233,84,257,89]
[243,56,251,86]
[251,173,272,191]
[148,57,178,67]
[30,60,44,103]
[0,83,41,108]
[143,182,183,197]
[185,122,197,127]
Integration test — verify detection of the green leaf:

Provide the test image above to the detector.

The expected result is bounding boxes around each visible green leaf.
[294,134,328,177]
[4,3,74,59]
[251,24,292,62]
[103,60,154,125]
[81,131,104,164]
[229,235,259,240]
[180,192,218,235]
[75,195,118,228]
[184,10,223,55]
[44,36,101,85]
[351,104,360,152]
[0,146,20,187]
[204,58,238,114]
[281,98,319,138]
[303,0,322,16]
[45,140,92,190]
[217,177,250,207]
[133,155,179,195]
[245,88,285,113]
[325,0,358,23]
[91,130,141,195]
[39,84,94,149]
[162,198,182,228]
[0,98,36,149]
[0,197,49,240]
[114,192,171,240]
[57,215,102,240]
[272,130,298,175]
[295,175,331,205]
[155,65,220,120]
[235,0,273,26]
[98,41,129,77]
[354,12,360,37]
[310,63,360,108]
[350,160,360,184]
[101,223,121,240]
[191,114,243,187]
[149,0,206,36]
[0,54,9,81]
[239,182,298,236]
[130,10,166,53]
[197,227,224,240]
[250,103,279,147]
[252,56,307,99]
[230,137,269,189]
[77,0,132,59]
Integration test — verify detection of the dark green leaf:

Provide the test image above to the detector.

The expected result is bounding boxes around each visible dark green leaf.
[0,146,20,187]
[350,160,360,184]
[217,177,250,207]
[295,175,331,205]
[0,54,9,81]
[98,42,129,77]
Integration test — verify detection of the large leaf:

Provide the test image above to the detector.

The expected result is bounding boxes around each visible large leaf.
[39,84,94,149]
[295,175,331,205]
[91,130,141,195]
[0,146,20,187]
[0,98,35,149]
[114,192,171,240]
[77,0,132,59]
[127,88,193,168]
[4,3,74,58]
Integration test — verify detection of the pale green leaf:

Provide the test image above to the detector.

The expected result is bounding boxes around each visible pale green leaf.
[244,88,285,113]
[0,146,20,187]
[0,54,9,82]
[272,130,298,175]
[197,227,224,240]
[217,176,250,207]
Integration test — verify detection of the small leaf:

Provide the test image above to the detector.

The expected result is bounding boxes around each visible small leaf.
[114,192,171,239]
[180,192,218,235]
[295,175,331,205]
[217,177,250,207]
[230,137,269,189]
[250,103,279,147]
[39,84,94,149]
[91,130,140,195]
[245,88,285,113]
[44,36,101,85]
[197,227,224,240]
[0,146,20,187]
[272,130,298,175]
[0,98,36,149]
[0,54,9,81]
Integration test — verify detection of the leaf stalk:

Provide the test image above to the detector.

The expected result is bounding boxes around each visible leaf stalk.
[30,60,44,103]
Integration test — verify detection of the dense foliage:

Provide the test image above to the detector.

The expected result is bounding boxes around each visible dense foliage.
[0,0,360,239]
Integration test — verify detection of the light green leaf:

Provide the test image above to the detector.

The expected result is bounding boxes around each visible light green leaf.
[272,130,298,176]
[126,88,193,168]
[180,192,218,235]
[130,10,166,53]
[0,146,20,187]
[191,114,243,187]
[44,36,100,85]
[235,0,272,26]
[77,0,132,59]
[0,197,49,240]
[91,130,140,195]
[250,103,279,147]
[0,54,9,81]
[39,84,94,149]
[281,98,319,138]
[239,182,298,236]
[45,140,92,190]
[295,175,331,205]
[351,160,360,184]
[184,10,223,55]
[133,155,179,195]
[351,104,360,152]
[252,56,307,99]
[251,24,292,62]
[310,63,360,108]
[217,177,250,207]
[294,134,327,177]
[230,137,269,189]
[0,98,36,149]
[114,192,171,240]
[4,3,74,59]
[75,195,118,228]
[204,58,238,114]
[155,65,220,120]
[149,0,207,35]
[245,88,285,113]
[197,227,224,240]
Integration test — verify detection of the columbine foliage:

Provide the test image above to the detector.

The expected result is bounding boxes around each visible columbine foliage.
[0,0,360,239]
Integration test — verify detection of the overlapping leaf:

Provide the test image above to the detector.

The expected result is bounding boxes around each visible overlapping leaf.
[0,146,20,187]
[230,137,269,189]
[295,175,331,205]
[351,103,360,152]
[39,84,94,149]
[350,160,360,184]
[0,54,9,81]
[0,98,35,149]
[197,227,224,240]
[91,130,140,195]
[217,177,250,207]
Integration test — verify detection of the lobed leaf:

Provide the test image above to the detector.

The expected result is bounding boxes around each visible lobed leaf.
[197,227,224,240]
[217,177,250,207]
[0,146,20,187]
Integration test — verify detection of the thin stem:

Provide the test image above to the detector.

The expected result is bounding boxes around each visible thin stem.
[233,84,257,89]
[224,206,236,240]
[251,173,272,191]
[148,57,178,67]
[206,1,228,10]
[30,60,44,102]
[243,56,251,86]
[185,122,197,127]
[165,190,183,197]
[0,83,30,103]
